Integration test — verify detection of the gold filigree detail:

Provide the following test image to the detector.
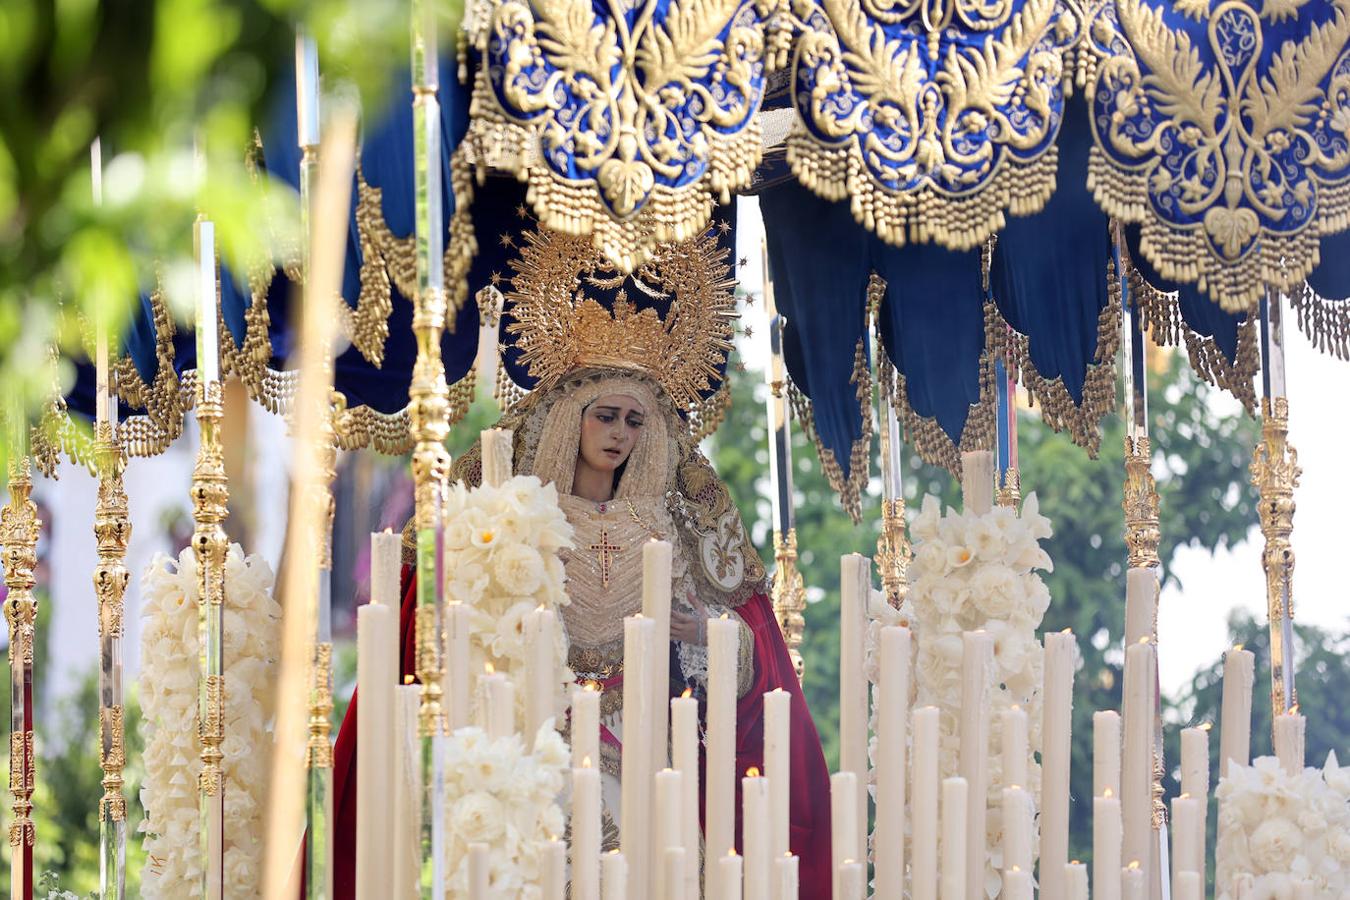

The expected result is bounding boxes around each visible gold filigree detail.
[1086,0,1350,311]
[307,643,335,769]
[1123,434,1161,570]
[787,0,1072,249]
[505,224,737,416]
[197,674,225,796]
[93,422,131,640]
[2,454,41,671]
[772,528,808,681]
[996,468,1022,507]
[8,731,34,848]
[100,705,127,822]
[463,0,776,272]
[1250,396,1301,721]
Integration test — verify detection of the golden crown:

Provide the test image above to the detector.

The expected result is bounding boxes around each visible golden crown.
[505,223,738,414]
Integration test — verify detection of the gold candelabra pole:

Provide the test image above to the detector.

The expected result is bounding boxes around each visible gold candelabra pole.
[410,3,450,894]
[1251,399,1300,720]
[90,136,129,900]
[761,242,807,678]
[3,420,39,900]
[1123,435,1161,572]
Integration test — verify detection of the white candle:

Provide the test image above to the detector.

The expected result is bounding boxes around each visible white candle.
[444,602,470,731]
[542,838,566,900]
[665,848,687,900]
[1180,724,1210,877]
[1170,794,1202,890]
[525,607,558,746]
[706,616,740,900]
[960,449,995,515]
[391,684,421,899]
[480,669,515,739]
[1093,790,1122,900]
[839,554,870,864]
[355,602,395,900]
[1000,785,1033,874]
[744,770,770,900]
[621,616,656,895]
[655,768,684,900]
[941,777,968,900]
[467,842,490,900]
[1174,871,1201,900]
[572,762,602,900]
[196,218,219,384]
[775,854,799,900]
[959,631,992,900]
[672,692,700,900]
[1124,568,1157,646]
[371,530,402,607]
[1066,862,1089,900]
[1122,864,1145,900]
[572,685,601,770]
[642,540,673,774]
[1094,710,1122,798]
[603,851,627,900]
[1274,710,1306,775]
[719,851,743,900]
[912,707,940,900]
[838,860,865,900]
[1122,639,1155,890]
[1041,630,1077,900]
[1219,646,1255,777]
[1002,867,1033,900]
[876,626,911,900]
[1000,705,1028,791]
[480,427,514,486]
[830,771,858,900]
[764,689,792,868]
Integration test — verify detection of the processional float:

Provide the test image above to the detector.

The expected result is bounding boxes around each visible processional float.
[5,0,1350,898]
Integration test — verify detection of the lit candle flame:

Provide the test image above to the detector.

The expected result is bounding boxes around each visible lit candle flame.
[1200,722,1213,732]
[1103,787,1114,799]
[746,766,761,777]
[1061,627,1072,634]
[485,661,495,674]
[1289,704,1300,715]
[1233,643,1244,652]
[582,756,593,769]
[727,848,738,857]
[403,674,415,685]
[1179,792,1190,799]
[1138,636,1150,644]
[1011,866,1022,873]
[1128,861,1141,870]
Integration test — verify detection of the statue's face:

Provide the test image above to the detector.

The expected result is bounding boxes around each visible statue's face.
[579,393,646,474]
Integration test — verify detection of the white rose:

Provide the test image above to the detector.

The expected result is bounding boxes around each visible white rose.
[1249,817,1302,873]
[450,791,506,842]
[969,567,1020,620]
[914,541,949,577]
[493,543,546,596]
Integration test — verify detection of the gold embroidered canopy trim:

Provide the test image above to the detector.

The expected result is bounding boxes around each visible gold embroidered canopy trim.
[1084,0,1350,311]
[785,0,1079,250]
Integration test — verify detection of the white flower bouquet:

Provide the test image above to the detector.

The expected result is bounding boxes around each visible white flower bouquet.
[442,723,571,897]
[906,492,1056,895]
[443,475,574,726]
[1216,753,1350,899]
[138,544,281,898]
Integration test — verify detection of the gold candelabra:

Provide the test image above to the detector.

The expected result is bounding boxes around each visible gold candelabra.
[3,452,40,884]
[192,377,229,895]
[996,467,1021,508]
[875,498,911,611]
[1123,435,1161,571]
[771,528,807,680]
[1250,396,1300,721]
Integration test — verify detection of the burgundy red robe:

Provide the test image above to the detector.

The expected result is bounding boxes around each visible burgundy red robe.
[329,566,833,897]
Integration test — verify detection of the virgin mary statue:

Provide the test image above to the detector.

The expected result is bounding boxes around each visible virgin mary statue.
[329,225,833,896]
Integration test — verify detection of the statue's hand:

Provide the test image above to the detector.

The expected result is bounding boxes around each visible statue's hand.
[670,588,711,644]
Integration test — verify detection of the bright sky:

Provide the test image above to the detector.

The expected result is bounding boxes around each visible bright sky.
[735,196,1350,698]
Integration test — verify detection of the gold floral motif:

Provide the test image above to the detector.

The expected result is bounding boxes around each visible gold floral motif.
[772,528,808,681]
[1123,434,1161,570]
[505,224,737,416]
[788,0,1073,249]
[463,0,777,271]
[306,643,335,769]
[1086,0,1350,311]
[1250,396,1301,721]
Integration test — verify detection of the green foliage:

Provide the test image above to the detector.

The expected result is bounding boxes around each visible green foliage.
[708,353,1260,863]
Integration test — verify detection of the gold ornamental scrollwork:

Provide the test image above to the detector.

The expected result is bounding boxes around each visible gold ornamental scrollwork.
[463,0,781,271]
[771,529,808,681]
[2,455,40,671]
[197,674,226,797]
[307,643,335,769]
[996,468,1022,508]
[875,498,911,610]
[99,705,127,822]
[93,421,131,641]
[787,0,1077,250]
[1250,396,1301,718]
[1123,435,1161,570]
[192,379,229,804]
[1084,0,1350,311]
[7,731,34,848]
